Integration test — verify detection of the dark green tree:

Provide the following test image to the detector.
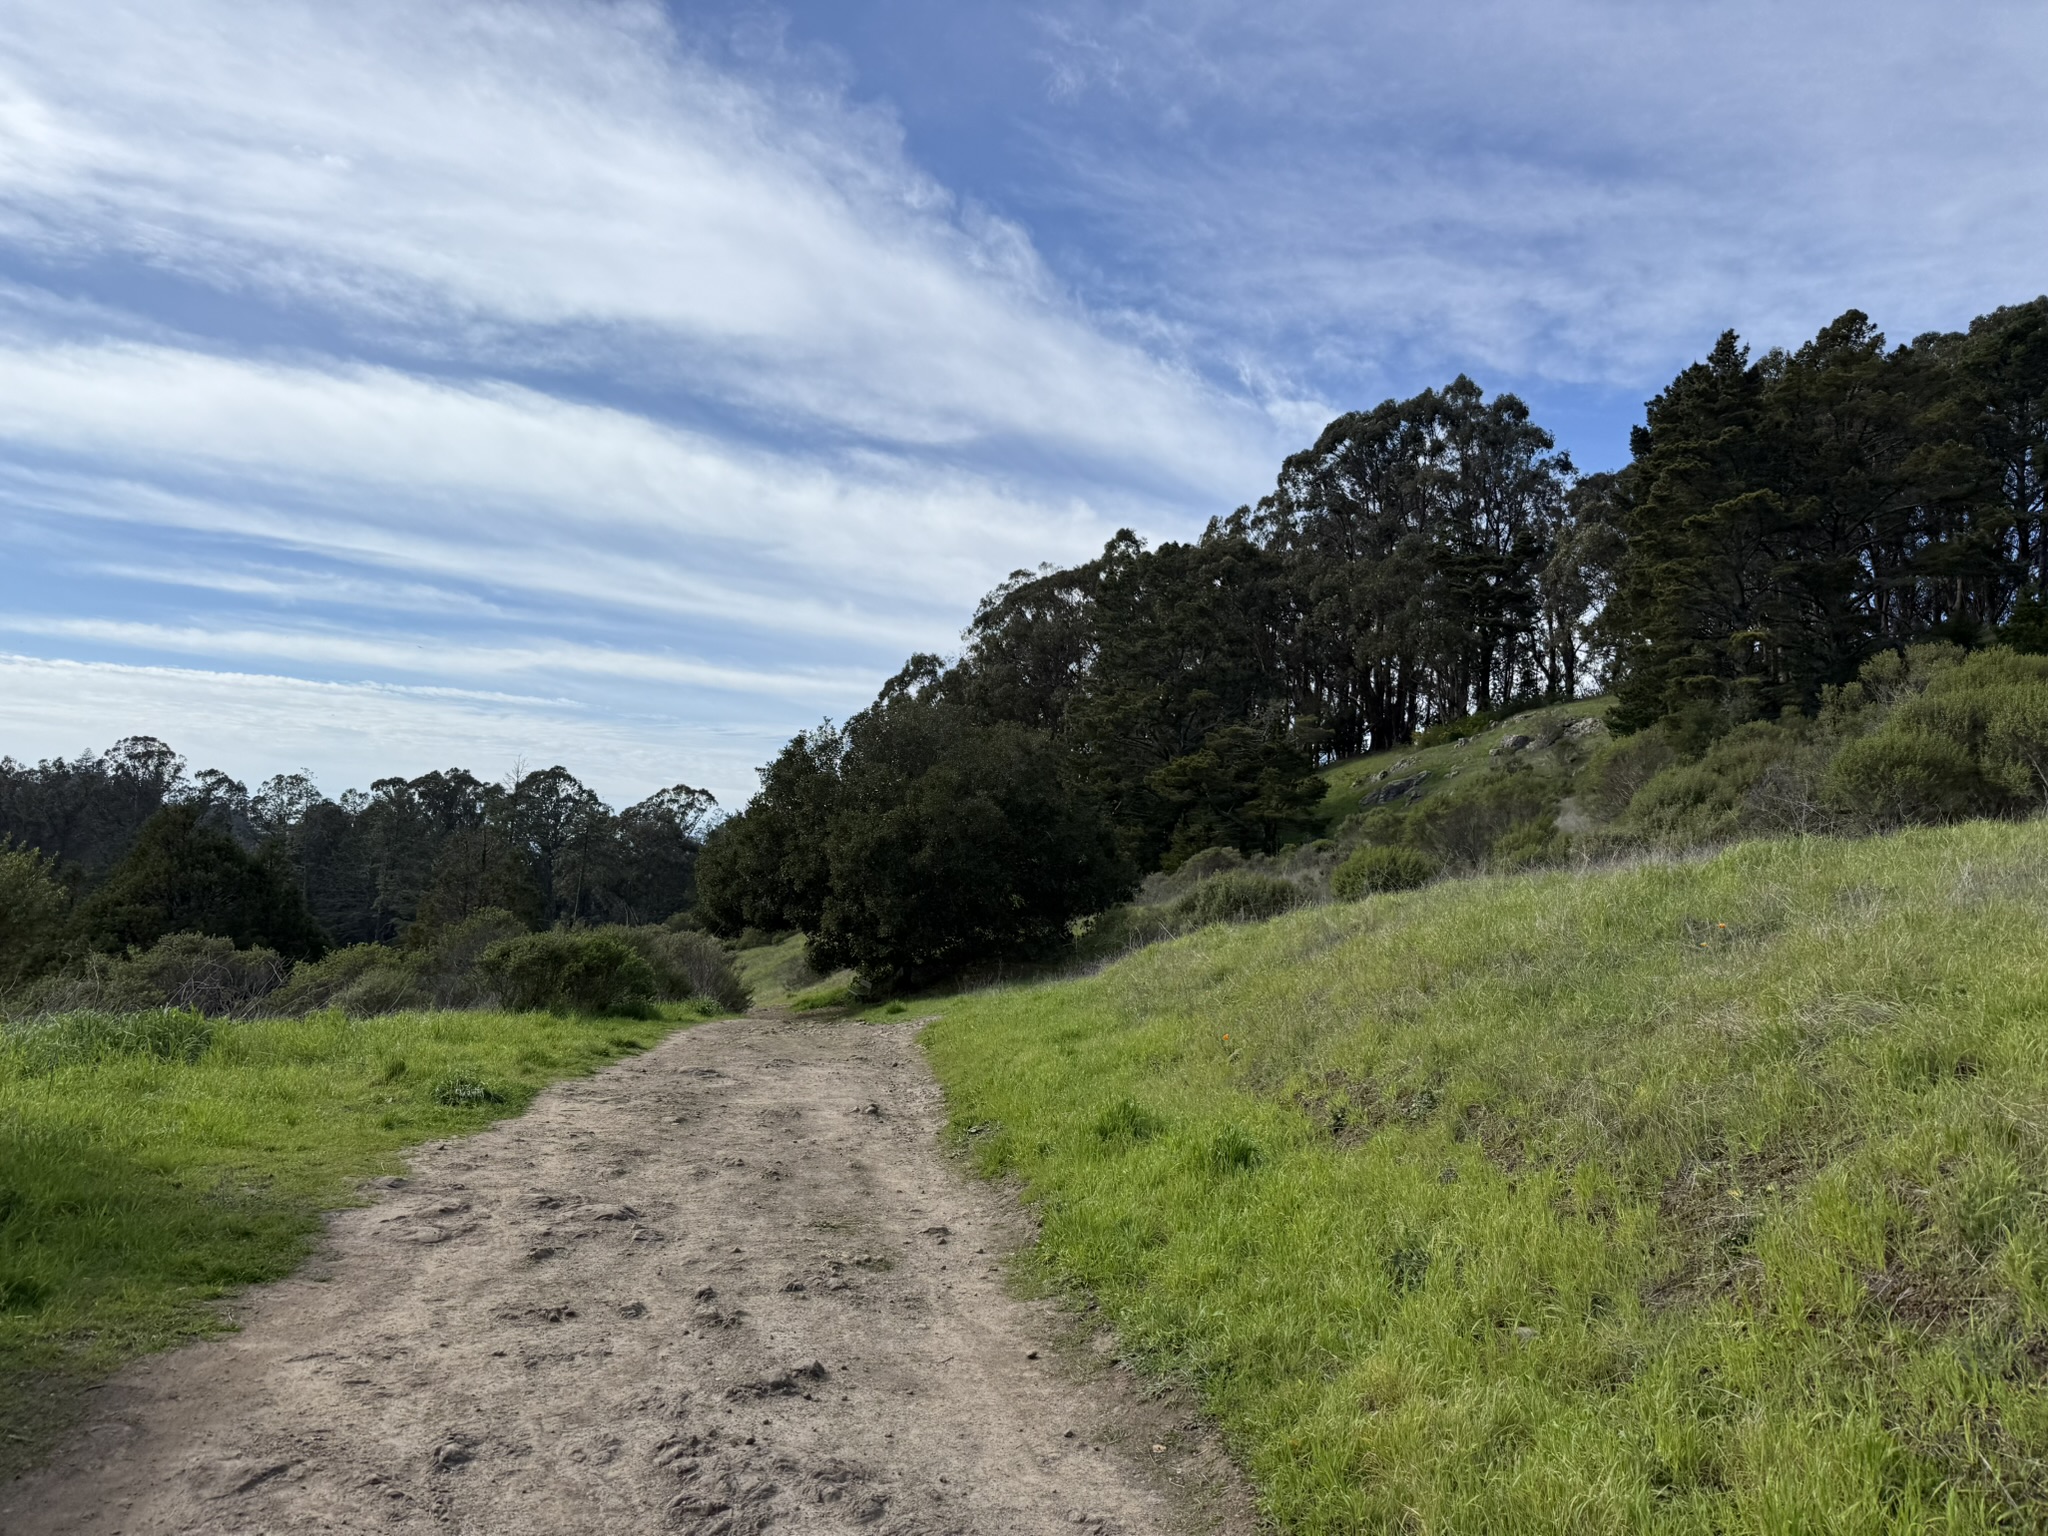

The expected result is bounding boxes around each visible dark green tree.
[76,805,327,959]
[1147,724,1328,869]
[694,723,844,937]
[807,662,1130,991]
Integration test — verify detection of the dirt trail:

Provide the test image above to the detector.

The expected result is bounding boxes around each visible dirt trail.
[3,1015,1247,1536]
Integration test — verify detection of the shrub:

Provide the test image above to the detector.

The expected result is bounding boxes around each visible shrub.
[1824,730,1995,826]
[1620,720,1813,848]
[6,932,286,1019]
[1405,773,1561,868]
[612,926,752,1013]
[408,909,530,1008]
[332,965,421,1018]
[1073,903,1182,960]
[1168,871,1301,927]
[1332,845,1438,899]
[1489,816,1566,870]
[1821,649,2048,826]
[268,944,416,1015]
[125,933,289,1017]
[5,951,164,1017]
[476,932,657,1015]
[1173,845,1248,882]
[1575,729,1679,822]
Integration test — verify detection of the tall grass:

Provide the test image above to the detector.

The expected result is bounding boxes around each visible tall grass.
[925,822,2048,1532]
[0,1004,699,1473]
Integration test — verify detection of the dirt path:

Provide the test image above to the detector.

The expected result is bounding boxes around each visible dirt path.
[3,1015,1248,1536]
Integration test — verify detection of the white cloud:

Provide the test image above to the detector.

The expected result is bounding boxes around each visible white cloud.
[0,0,1269,489]
[0,339,1144,649]
[0,615,876,704]
[1029,0,2048,395]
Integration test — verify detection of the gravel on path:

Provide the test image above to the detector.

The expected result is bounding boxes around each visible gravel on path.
[2,1014,1250,1536]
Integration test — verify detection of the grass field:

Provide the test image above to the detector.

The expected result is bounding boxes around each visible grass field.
[925,821,2048,1532]
[0,1002,708,1475]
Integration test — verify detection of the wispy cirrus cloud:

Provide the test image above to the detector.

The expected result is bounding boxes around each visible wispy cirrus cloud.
[0,0,1282,800]
[0,0,1266,484]
[1019,0,2048,400]
[0,336,1126,634]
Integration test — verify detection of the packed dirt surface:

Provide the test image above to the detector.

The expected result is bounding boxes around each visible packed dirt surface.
[3,1015,1249,1536]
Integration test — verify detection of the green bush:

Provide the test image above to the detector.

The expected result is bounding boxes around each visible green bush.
[124,933,289,1017]
[1404,773,1560,867]
[1074,903,1182,960]
[7,933,286,1020]
[0,844,68,991]
[1331,845,1438,898]
[1167,871,1301,927]
[1822,648,2048,826]
[266,944,414,1015]
[1575,729,1679,822]
[476,931,657,1015]
[611,926,752,1012]
[6,952,163,1018]
[1619,719,1815,847]
[407,909,531,1008]
[1171,845,1248,882]
[1824,728,1996,825]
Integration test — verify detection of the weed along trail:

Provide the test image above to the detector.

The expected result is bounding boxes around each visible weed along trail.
[5,1015,1236,1536]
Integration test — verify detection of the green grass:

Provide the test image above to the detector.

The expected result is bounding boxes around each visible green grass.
[0,1004,696,1474]
[729,932,854,1010]
[925,821,2048,1532]
[1320,694,1611,825]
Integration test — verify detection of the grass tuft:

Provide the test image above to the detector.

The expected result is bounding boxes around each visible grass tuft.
[1093,1096,1167,1144]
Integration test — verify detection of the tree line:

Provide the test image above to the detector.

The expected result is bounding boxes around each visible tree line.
[7,296,2041,996]
[0,737,715,962]
[698,296,2048,989]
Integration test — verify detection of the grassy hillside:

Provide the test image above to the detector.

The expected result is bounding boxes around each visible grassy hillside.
[1318,695,1613,826]
[925,822,2048,1532]
[0,1005,699,1475]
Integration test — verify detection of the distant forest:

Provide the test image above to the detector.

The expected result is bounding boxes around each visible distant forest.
[4,297,2042,984]
[0,741,713,959]
[699,298,2048,986]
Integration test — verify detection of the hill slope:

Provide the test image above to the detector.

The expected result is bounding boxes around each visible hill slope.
[925,822,2048,1532]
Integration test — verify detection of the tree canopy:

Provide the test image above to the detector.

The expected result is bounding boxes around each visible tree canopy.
[701,294,2048,987]
[0,743,716,955]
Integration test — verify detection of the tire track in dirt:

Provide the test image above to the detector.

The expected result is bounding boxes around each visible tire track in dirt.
[2,1014,1250,1536]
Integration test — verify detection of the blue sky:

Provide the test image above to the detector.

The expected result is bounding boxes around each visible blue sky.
[1,1,2044,809]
